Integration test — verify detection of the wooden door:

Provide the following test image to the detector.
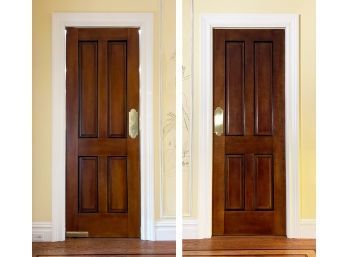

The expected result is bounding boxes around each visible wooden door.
[66,28,140,237]
[212,29,285,235]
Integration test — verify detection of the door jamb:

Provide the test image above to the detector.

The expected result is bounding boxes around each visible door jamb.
[198,13,300,238]
[51,12,154,241]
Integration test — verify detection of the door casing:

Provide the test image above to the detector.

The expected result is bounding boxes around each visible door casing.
[51,13,154,241]
[197,13,300,238]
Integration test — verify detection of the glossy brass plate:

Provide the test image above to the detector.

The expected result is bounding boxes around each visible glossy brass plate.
[129,108,139,139]
[214,106,224,136]
[66,231,89,237]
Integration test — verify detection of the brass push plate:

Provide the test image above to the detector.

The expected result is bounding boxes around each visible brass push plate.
[129,108,139,139]
[66,231,89,237]
[214,106,224,136]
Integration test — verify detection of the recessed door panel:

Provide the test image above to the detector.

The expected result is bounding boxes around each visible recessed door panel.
[225,155,245,210]
[255,42,273,135]
[255,155,274,210]
[79,42,98,138]
[78,157,98,213]
[107,157,128,213]
[225,42,245,135]
[108,42,127,138]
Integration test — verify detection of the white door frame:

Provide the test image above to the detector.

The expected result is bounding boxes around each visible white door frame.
[197,13,301,238]
[51,12,155,241]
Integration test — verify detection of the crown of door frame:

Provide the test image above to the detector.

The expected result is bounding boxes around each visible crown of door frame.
[51,12,154,241]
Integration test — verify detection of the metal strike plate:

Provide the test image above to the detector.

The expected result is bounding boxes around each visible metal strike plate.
[129,108,139,139]
[66,231,89,238]
[214,106,224,136]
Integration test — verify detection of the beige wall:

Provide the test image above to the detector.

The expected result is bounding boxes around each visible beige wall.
[188,0,316,219]
[32,0,176,221]
[160,0,176,218]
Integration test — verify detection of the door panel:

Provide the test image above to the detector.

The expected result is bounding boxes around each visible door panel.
[79,41,98,138]
[108,41,127,137]
[225,42,245,136]
[254,155,273,210]
[213,29,285,235]
[254,42,273,135]
[107,157,128,213]
[66,28,140,237]
[225,155,245,210]
[78,157,98,213]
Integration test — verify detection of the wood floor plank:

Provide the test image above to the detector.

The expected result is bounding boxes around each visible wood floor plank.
[183,249,316,257]
[37,255,174,257]
[183,236,316,251]
[33,237,316,257]
[33,238,175,257]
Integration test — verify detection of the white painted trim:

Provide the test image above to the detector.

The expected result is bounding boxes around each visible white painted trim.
[182,219,199,239]
[198,13,308,238]
[51,12,154,241]
[297,219,316,239]
[154,220,176,241]
[31,219,202,242]
[154,219,199,240]
[32,222,53,242]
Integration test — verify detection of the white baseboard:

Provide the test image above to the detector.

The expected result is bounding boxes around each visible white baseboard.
[182,219,199,239]
[33,218,313,241]
[193,218,316,239]
[154,219,199,240]
[32,222,53,242]
[297,219,316,239]
[33,220,194,241]
[154,220,176,240]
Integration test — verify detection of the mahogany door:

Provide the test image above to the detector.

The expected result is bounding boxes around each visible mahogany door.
[66,28,140,237]
[212,29,285,235]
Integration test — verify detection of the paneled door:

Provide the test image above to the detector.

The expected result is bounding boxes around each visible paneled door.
[212,29,286,235]
[66,28,140,237]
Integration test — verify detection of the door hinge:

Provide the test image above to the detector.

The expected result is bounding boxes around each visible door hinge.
[66,231,89,238]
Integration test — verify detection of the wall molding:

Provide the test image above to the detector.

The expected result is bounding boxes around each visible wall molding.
[32,222,53,242]
[33,218,314,241]
[51,12,155,241]
[154,220,176,240]
[182,219,199,239]
[297,219,316,239]
[154,219,199,240]
[198,13,314,239]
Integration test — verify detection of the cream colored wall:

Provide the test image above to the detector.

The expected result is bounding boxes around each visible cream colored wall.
[160,0,176,218]
[32,0,174,221]
[182,0,193,217]
[188,0,316,219]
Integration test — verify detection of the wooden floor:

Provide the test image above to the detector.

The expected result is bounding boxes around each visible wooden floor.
[33,236,315,257]
[32,238,175,256]
[183,236,315,256]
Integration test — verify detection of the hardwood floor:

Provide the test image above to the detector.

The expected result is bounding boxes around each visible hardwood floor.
[184,250,315,257]
[183,236,316,256]
[32,236,315,257]
[32,238,175,256]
